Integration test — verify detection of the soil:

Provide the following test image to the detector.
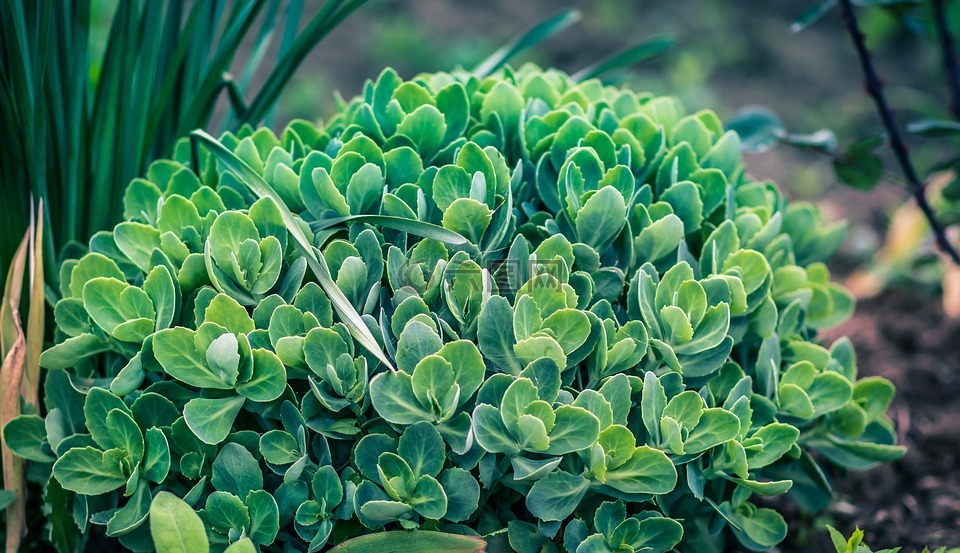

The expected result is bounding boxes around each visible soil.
[777,288,960,552]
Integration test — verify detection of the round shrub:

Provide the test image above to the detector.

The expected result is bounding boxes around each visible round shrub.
[12,65,904,552]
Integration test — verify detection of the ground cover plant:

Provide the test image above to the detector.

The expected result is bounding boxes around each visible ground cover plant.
[3,64,906,552]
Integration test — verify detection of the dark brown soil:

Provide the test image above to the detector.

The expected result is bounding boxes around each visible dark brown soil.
[778,288,960,552]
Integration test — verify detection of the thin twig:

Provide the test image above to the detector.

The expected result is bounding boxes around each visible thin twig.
[838,0,960,265]
[932,0,960,120]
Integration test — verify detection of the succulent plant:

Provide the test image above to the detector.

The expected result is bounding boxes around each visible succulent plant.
[4,65,904,552]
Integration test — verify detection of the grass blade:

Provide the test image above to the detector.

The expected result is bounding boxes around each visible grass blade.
[190,129,394,370]
[329,531,487,553]
[0,225,30,553]
[240,0,367,125]
[180,0,265,133]
[572,35,675,82]
[310,215,467,245]
[473,8,581,78]
[23,199,43,408]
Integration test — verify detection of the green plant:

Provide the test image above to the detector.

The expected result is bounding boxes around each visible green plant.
[4,65,904,552]
[826,525,960,553]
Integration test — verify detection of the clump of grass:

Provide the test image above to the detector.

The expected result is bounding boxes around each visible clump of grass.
[0,0,366,289]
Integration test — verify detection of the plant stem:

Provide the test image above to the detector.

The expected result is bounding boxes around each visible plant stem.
[932,0,960,120]
[837,0,960,265]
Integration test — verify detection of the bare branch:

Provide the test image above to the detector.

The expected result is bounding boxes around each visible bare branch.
[837,0,960,265]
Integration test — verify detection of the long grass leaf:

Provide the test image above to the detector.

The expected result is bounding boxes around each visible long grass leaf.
[23,200,43,408]
[0,228,29,553]
[572,35,675,82]
[190,130,394,370]
[181,0,265,133]
[329,531,487,553]
[238,0,282,91]
[142,1,204,161]
[263,0,305,126]
[240,0,367,125]
[310,215,468,245]
[473,8,581,78]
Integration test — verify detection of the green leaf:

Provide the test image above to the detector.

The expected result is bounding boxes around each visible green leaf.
[52,447,127,495]
[472,403,520,455]
[433,165,472,212]
[3,415,55,462]
[541,309,591,354]
[395,320,443,373]
[719,503,788,551]
[397,105,447,159]
[154,327,231,389]
[150,492,210,553]
[545,406,600,455]
[632,516,684,553]
[832,135,884,191]
[183,395,245,445]
[526,470,590,521]
[473,9,582,78]
[439,468,480,523]
[115,222,161,272]
[329,531,486,553]
[442,198,492,244]
[906,118,960,136]
[725,106,784,153]
[246,490,280,545]
[573,35,674,81]
[106,480,151,536]
[576,186,626,250]
[205,293,255,335]
[809,372,853,417]
[310,215,467,245]
[224,539,257,553]
[411,355,456,415]
[84,387,131,450]
[237,349,286,402]
[107,407,145,464]
[514,335,566,371]
[640,372,666,445]
[370,370,434,424]
[83,277,154,339]
[791,0,838,33]
[260,430,301,466]
[212,443,263,499]
[603,446,677,495]
[684,408,741,453]
[206,332,241,387]
[397,422,445,478]
[436,340,485,403]
[748,424,800,469]
[205,491,251,534]
[143,427,171,483]
[409,474,448,519]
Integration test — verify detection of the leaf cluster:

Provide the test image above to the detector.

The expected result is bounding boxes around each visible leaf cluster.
[4,65,904,552]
